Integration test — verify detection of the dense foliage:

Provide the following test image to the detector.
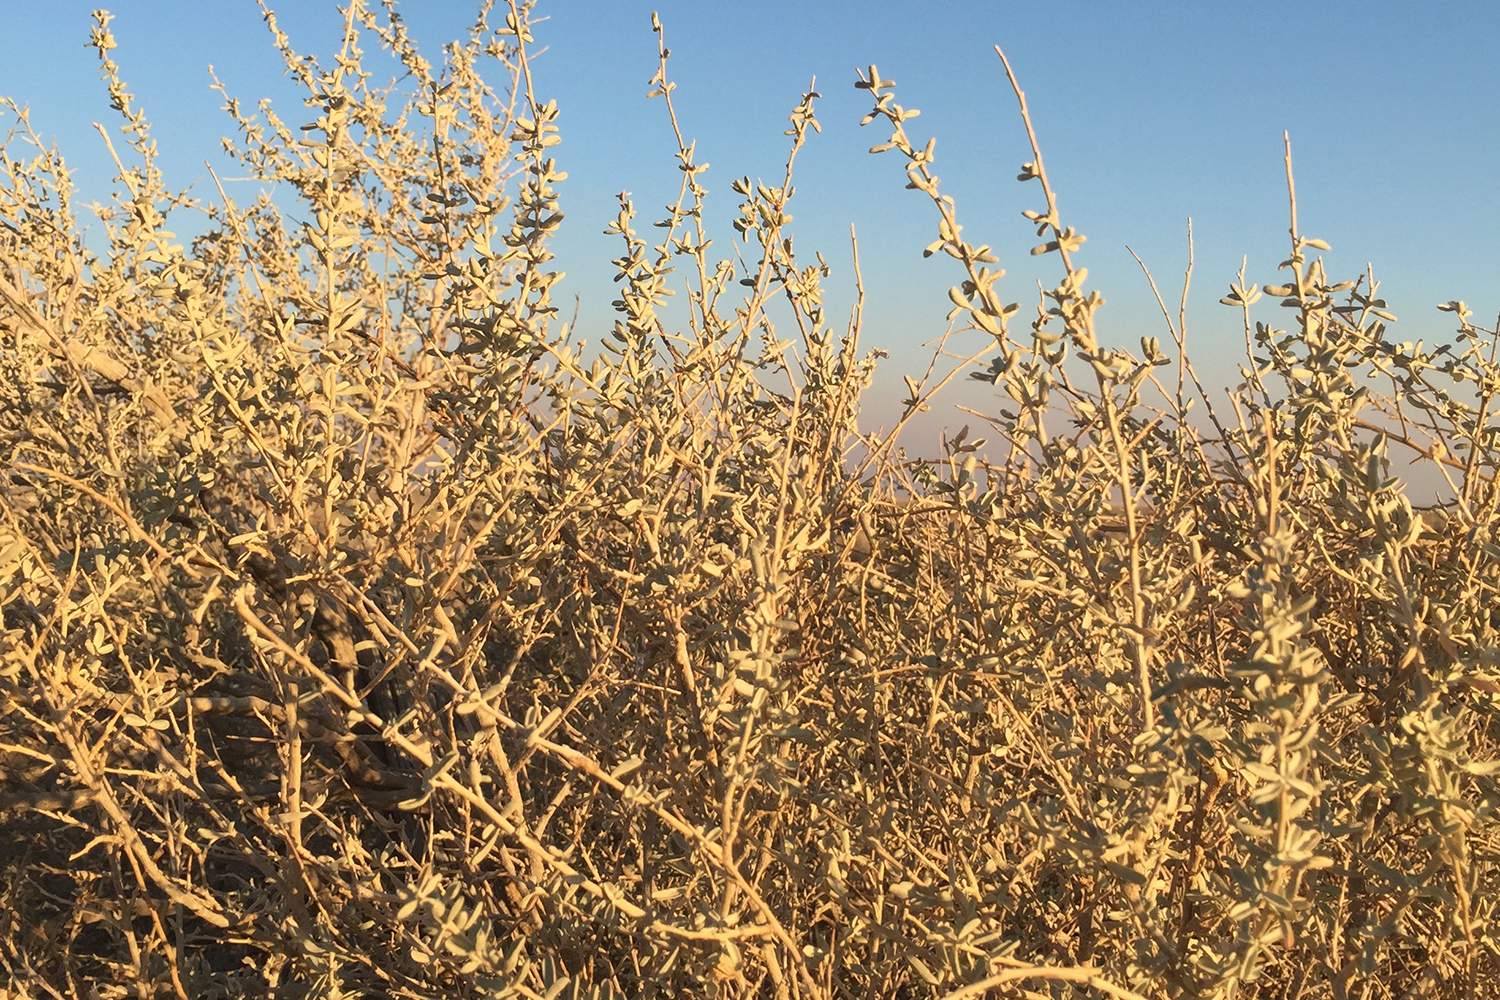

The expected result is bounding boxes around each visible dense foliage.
[1,3,1497,997]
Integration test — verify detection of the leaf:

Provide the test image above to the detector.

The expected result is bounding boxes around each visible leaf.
[906,955,939,985]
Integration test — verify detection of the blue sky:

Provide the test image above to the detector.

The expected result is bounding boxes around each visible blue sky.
[3,2,1497,449]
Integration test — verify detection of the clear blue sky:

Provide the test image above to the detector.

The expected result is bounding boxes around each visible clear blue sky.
[3,2,1497,448]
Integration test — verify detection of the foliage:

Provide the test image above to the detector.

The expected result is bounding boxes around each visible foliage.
[1,3,1497,998]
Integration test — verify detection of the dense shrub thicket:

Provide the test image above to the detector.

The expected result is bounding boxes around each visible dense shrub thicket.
[1,3,1497,998]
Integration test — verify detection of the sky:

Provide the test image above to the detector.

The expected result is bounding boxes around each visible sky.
[2,1,1497,457]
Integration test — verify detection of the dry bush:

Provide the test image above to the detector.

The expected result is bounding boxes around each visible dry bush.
[1,3,1497,998]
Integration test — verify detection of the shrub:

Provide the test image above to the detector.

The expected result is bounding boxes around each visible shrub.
[1,3,1496,998]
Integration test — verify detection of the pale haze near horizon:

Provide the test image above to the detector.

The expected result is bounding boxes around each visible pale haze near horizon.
[2,1,1496,492]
